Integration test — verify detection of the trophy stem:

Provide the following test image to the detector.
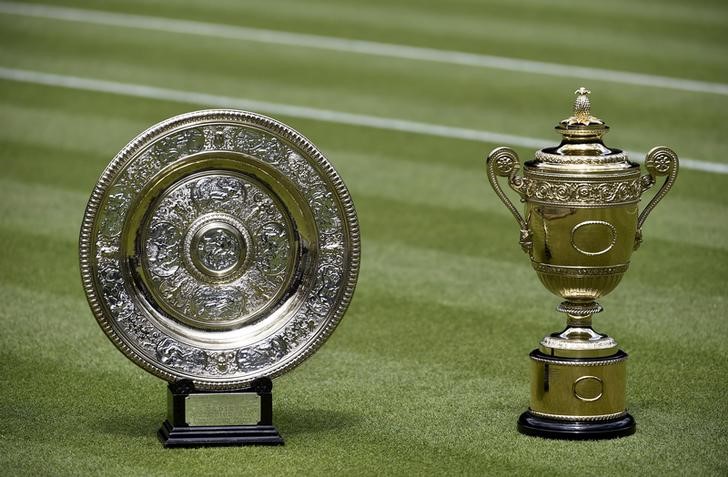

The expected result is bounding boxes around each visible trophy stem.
[557,300,603,318]
[566,314,591,327]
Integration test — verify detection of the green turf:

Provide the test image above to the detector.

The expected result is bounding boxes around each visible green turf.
[1,1,727,475]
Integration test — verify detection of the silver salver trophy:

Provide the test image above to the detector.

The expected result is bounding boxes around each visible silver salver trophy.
[79,110,360,447]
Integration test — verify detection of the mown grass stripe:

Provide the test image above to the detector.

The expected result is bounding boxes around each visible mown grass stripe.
[0,178,87,242]
[0,1,726,97]
[1,176,724,311]
[1,231,724,349]
[2,139,726,255]
[0,67,725,174]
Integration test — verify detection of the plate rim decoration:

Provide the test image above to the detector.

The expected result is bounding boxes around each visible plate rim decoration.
[79,109,360,390]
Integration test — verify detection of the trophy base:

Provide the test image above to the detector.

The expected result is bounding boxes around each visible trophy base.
[158,377,284,448]
[158,420,283,448]
[517,411,636,440]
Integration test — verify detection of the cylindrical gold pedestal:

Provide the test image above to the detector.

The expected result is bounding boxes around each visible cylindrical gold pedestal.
[517,327,636,439]
[528,349,627,420]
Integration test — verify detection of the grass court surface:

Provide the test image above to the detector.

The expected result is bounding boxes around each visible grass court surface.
[0,0,727,475]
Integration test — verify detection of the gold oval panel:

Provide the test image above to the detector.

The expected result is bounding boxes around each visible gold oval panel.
[570,220,617,256]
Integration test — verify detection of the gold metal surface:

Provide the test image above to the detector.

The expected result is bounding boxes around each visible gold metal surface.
[529,352,627,419]
[485,88,678,424]
[528,410,627,422]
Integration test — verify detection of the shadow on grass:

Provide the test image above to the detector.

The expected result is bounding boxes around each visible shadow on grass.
[95,409,162,438]
[275,406,362,437]
[92,404,361,440]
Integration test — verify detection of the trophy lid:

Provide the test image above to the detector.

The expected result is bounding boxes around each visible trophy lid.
[529,88,638,172]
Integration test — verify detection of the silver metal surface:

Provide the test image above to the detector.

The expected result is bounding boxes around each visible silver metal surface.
[184,393,261,426]
[80,109,360,390]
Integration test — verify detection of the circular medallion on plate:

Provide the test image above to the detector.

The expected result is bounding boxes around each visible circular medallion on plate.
[80,110,360,390]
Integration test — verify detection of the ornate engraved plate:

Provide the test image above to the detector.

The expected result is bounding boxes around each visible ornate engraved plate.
[80,110,360,390]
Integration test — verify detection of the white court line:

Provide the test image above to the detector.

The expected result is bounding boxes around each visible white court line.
[0,1,727,97]
[0,67,725,175]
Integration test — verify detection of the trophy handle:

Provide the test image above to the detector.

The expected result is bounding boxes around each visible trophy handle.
[635,146,679,249]
[486,147,532,253]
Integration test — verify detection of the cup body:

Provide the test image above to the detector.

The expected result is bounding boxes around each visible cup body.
[522,163,642,302]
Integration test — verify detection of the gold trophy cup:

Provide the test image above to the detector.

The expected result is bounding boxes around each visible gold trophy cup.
[485,88,678,439]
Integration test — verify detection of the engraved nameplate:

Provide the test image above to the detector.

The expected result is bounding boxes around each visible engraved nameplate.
[185,392,260,426]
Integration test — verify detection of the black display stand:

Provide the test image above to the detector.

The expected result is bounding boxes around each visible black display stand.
[158,377,284,448]
[517,411,636,440]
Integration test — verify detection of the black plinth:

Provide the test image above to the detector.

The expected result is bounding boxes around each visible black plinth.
[158,377,284,448]
[517,411,636,440]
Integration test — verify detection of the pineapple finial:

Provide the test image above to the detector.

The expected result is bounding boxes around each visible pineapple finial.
[563,87,604,126]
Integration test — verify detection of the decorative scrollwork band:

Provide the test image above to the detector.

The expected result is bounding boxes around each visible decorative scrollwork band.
[532,262,630,276]
[528,409,627,421]
[514,176,642,206]
[528,353,627,367]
